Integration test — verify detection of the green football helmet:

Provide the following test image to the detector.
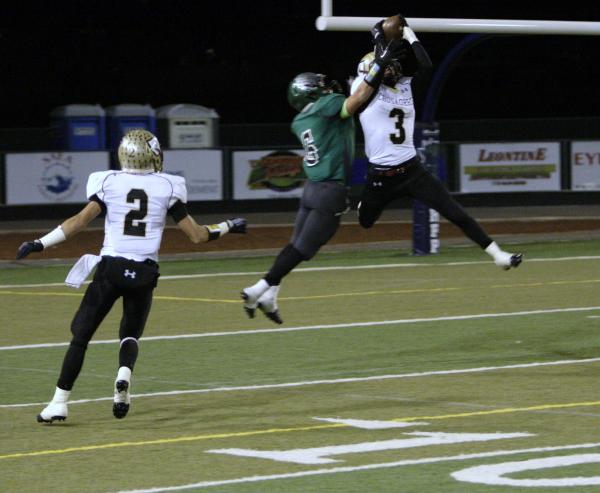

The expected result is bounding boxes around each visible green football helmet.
[287,72,329,112]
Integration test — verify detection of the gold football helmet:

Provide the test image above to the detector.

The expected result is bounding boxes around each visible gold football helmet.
[118,129,163,173]
[357,52,375,76]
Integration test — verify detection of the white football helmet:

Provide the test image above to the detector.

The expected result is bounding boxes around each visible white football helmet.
[118,129,163,173]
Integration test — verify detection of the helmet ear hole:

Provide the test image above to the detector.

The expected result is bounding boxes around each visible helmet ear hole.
[118,129,163,173]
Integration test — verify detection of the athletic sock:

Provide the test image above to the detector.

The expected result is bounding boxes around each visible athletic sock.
[51,386,70,403]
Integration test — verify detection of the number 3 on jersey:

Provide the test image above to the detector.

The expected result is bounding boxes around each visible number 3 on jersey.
[301,129,320,166]
[124,189,148,237]
[389,108,406,145]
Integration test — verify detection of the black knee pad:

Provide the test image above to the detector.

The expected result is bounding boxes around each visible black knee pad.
[292,243,317,261]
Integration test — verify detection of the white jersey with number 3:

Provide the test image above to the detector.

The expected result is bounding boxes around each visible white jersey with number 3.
[86,170,187,262]
[351,75,417,166]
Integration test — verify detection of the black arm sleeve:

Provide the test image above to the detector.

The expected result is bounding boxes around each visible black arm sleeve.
[411,42,433,80]
[168,200,189,223]
[89,194,106,215]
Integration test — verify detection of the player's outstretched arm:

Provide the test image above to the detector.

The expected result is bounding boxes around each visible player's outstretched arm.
[16,201,102,260]
[177,215,247,244]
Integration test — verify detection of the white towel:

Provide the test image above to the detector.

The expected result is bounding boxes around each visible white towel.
[65,254,102,288]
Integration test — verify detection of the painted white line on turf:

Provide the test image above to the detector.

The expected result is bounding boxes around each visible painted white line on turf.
[3,356,600,409]
[114,442,600,492]
[3,305,600,352]
[3,254,600,289]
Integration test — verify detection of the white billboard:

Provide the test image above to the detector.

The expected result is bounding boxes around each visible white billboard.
[6,152,109,204]
[459,142,561,192]
[571,141,600,190]
[232,150,307,200]
[163,149,222,200]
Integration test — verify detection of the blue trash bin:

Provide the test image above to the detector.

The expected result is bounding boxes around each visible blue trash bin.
[50,104,106,151]
[106,104,156,150]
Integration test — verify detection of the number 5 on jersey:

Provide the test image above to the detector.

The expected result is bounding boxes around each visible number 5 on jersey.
[301,129,320,166]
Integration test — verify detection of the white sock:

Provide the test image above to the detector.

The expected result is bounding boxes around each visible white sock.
[259,285,280,302]
[52,387,70,403]
[117,366,132,382]
[247,279,270,297]
[484,241,502,259]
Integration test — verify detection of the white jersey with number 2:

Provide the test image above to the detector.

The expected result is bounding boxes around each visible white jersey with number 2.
[86,170,187,262]
[351,75,417,167]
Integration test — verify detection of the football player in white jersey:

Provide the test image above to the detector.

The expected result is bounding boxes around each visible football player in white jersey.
[16,129,247,423]
[352,14,523,270]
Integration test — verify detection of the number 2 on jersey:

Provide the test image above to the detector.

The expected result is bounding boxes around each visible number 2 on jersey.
[389,108,406,144]
[124,189,148,237]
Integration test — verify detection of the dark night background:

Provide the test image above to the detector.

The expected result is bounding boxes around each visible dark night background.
[3,1,600,129]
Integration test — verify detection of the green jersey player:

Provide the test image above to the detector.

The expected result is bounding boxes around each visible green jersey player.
[241,37,404,324]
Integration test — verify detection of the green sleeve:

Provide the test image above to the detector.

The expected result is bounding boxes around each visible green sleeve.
[340,100,351,119]
[319,93,345,118]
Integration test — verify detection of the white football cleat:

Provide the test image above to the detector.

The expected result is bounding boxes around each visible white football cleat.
[241,279,270,319]
[113,379,131,419]
[257,285,283,325]
[494,252,524,270]
[37,401,68,423]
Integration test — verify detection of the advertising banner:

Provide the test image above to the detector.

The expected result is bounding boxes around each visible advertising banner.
[6,152,109,204]
[459,142,560,192]
[570,141,600,190]
[233,150,306,199]
[163,149,222,200]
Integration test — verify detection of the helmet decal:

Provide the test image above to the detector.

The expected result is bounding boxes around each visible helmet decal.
[118,129,163,173]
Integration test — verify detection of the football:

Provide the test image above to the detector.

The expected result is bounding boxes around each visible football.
[382,15,406,41]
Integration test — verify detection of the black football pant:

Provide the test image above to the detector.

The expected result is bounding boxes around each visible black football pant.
[264,180,348,286]
[57,257,157,391]
[291,180,348,259]
[358,161,493,249]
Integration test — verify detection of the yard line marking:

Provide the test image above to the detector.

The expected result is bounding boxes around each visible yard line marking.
[2,402,600,460]
[114,442,600,492]
[0,291,236,303]
[3,305,600,352]
[3,278,600,304]
[2,254,600,289]
[2,357,600,409]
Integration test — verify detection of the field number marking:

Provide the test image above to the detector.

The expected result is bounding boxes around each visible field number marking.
[208,430,533,465]
[453,453,600,487]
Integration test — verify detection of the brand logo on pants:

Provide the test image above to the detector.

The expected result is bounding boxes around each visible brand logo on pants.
[124,269,136,279]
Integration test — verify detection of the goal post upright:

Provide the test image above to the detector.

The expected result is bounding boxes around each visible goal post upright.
[316,1,600,255]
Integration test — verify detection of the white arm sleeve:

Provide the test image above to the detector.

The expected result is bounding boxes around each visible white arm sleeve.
[350,76,364,95]
[169,175,188,207]
[86,171,109,200]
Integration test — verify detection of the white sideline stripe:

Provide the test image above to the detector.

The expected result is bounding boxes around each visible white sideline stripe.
[115,442,600,492]
[3,255,600,289]
[3,305,600,352]
[2,356,600,409]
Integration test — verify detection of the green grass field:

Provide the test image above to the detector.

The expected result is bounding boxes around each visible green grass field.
[2,239,600,492]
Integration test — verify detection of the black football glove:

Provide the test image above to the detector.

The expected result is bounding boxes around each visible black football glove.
[370,19,386,49]
[365,38,402,87]
[227,218,247,234]
[16,240,44,260]
[396,13,409,27]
